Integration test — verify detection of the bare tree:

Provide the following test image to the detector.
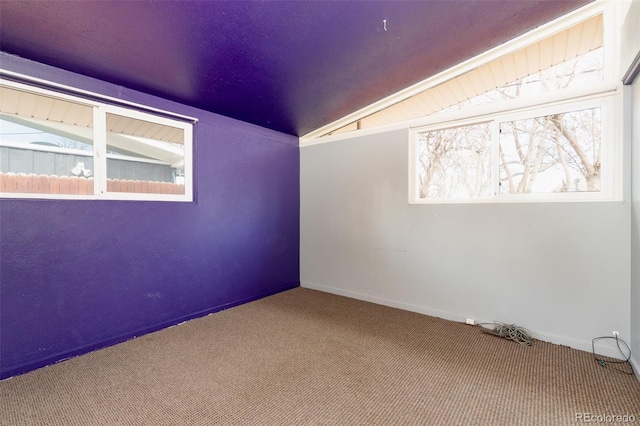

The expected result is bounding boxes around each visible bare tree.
[419,124,491,198]
[418,48,603,198]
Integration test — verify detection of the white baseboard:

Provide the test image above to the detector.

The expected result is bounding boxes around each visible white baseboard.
[301,281,627,360]
[302,280,469,322]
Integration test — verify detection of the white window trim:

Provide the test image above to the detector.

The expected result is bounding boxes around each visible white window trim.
[408,92,622,204]
[0,78,195,202]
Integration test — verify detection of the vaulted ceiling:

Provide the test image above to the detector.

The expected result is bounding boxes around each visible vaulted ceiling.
[0,0,592,136]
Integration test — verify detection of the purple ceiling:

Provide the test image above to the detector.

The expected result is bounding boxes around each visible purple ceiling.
[0,1,591,136]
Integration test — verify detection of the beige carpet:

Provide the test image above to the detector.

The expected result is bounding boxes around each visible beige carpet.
[1,287,639,425]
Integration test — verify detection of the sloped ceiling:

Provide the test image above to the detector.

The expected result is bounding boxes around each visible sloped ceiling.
[0,0,592,136]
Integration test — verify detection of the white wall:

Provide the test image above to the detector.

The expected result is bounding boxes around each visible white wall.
[623,0,640,376]
[301,128,631,357]
[628,49,640,378]
[621,0,639,81]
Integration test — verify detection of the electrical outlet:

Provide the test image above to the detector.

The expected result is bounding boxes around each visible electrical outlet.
[613,331,619,337]
[466,318,475,325]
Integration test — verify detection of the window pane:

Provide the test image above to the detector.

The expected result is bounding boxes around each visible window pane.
[499,107,601,194]
[0,87,95,195]
[105,113,185,195]
[417,123,491,199]
[445,48,604,113]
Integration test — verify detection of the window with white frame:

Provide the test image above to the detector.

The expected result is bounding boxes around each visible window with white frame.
[0,79,194,201]
[411,96,616,202]
[408,9,622,203]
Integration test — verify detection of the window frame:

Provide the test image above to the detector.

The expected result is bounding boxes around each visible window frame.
[409,91,621,204]
[405,2,624,205]
[0,77,195,202]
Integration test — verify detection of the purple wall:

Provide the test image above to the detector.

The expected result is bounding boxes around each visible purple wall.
[0,53,300,379]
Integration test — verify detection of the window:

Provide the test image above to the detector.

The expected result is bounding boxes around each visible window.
[0,79,194,201]
[441,47,604,114]
[410,96,617,203]
[498,107,602,195]
[406,8,622,204]
[417,123,491,199]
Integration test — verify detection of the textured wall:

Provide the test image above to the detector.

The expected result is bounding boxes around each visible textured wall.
[0,53,300,378]
[301,129,631,358]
